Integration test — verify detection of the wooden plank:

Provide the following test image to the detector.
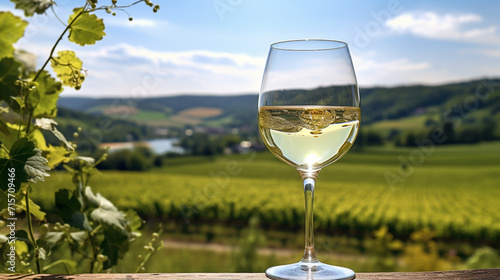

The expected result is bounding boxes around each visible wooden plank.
[0,269,499,280]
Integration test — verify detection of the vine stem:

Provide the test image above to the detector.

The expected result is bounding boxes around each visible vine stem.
[27,4,87,136]
[25,185,42,273]
[32,0,146,82]
[88,231,98,273]
[32,4,87,82]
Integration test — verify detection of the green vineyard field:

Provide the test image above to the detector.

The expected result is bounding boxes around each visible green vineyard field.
[33,141,500,242]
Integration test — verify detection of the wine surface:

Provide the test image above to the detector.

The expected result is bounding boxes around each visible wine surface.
[259,106,360,170]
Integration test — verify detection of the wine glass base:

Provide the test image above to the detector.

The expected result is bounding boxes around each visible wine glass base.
[265,261,355,280]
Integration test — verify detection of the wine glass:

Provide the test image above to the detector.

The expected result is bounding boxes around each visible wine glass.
[258,39,360,280]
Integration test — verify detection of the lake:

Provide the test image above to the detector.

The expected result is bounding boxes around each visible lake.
[147,138,185,155]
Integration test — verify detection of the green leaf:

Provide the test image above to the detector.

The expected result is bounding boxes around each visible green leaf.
[43,144,71,169]
[0,137,36,192]
[15,240,29,256]
[9,0,53,17]
[14,230,30,243]
[21,196,46,221]
[69,231,87,243]
[24,148,50,183]
[10,96,24,110]
[29,127,48,150]
[0,57,22,104]
[68,8,106,46]
[125,209,143,236]
[55,189,91,231]
[0,124,46,158]
[35,118,74,151]
[35,238,49,260]
[51,50,85,90]
[0,122,22,158]
[0,12,28,59]
[0,138,50,192]
[43,232,64,247]
[85,186,127,230]
[0,234,7,243]
[101,229,130,270]
[0,185,45,220]
[28,70,63,118]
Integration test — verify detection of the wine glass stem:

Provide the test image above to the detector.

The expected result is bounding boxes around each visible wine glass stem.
[301,177,318,263]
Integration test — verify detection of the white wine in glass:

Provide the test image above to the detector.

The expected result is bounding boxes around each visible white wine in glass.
[258,40,360,280]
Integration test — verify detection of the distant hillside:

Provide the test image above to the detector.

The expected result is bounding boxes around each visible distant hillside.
[58,78,500,135]
[58,94,258,128]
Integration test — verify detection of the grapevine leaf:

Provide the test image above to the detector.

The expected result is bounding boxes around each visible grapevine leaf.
[69,231,87,243]
[34,117,57,130]
[15,240,29,256]
[84,186,127,230]
[101,218,132,270]
[0,122,46,154]
[0,12,28,59]
[14,230,30,243]
[0,57,22,104]
[68,8,106,46]
[7,190,47,220]
[27,70,63,118]
[125,209,143,235]
[43,144,71,169]
[44,232,64,247]
[35,118,74,151]
[51,50,85,89]
[10,96,24,110]
[22,196,46,221]
[85,186,131,269]
[35,239,49,260]
[55,189,91,231]
[0,138,36,192]
[0,123,20,159]
[29,128,47,151]
[101,232,129,270]
[0,138,50,192]
[24,148,50,183]
[9,0,53,17]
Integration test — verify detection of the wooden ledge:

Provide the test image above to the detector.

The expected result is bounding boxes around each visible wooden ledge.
[1,269,499,279]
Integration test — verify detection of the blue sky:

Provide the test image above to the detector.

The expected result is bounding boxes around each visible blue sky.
[2,0,500,97]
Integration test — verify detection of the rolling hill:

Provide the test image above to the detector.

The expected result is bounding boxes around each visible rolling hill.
[58,94,258,128]
[58,78,500,136]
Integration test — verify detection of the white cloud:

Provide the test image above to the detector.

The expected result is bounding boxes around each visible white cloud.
[63,44,266,97]
[355,57,430,72]
[459,48,500,59]
[386,12,500,44]
[475,49,500,58]
[78,43,265,73]
[352,53,445,86]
